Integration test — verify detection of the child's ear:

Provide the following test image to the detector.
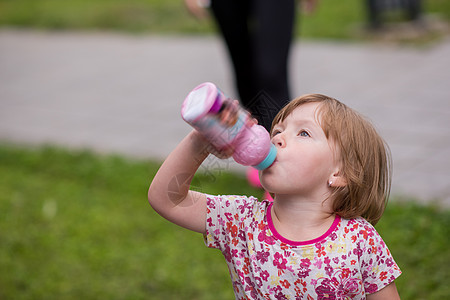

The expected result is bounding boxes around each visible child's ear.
[329,171,347,188]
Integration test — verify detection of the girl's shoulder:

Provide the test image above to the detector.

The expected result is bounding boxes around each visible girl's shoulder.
[341,216,374,227]
[338,216,382,242]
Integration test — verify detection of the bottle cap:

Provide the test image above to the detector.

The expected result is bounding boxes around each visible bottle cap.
[253,144,277,170]
[181,82,218,123]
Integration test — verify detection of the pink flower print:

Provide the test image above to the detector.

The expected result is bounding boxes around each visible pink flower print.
[325,265,334,277]
[365,283,378,294]
[364,225,375,236]
[280,243,290,250]
[238,202,251,214]
[386,257,394,267]
[330,232,338,241]
[274,290,288,300]
[371,246,378,255]
[260,270,270,281]
[255,276,263,288]
[359,229,368,240]
[294,279,308,299]
[258,228,276,245]
[240,248,247,259]
[224,212,233,221]
[353,247,363,258]
[315,243,326,257]
[313,258,323,269]
[297,259,312,278]
[207,198,216,209]
[280,279,291,289]
[379,271,388,281]
[301,258,311,266]
[230,224,238,237]
[273,285,283,294]
[258,221,266,230]
[238,230,246,241]
[226,222,232,234]
[340,279,361,298]
[242,263,250,275]
[244,257,251,266]
[231,249,239,258]
[315,268,362,299]
[341,268,351,279]
[294,283,304,299]
[315,279,337,300]
[273,252,288,270]
[244,277,258,298]
[256,250,270,264]
[237,269,245,282]
[223,244,232,262]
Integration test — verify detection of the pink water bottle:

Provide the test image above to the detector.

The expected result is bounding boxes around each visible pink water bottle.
[181,82,276,170]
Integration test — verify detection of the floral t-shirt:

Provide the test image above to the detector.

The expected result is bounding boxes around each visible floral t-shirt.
[204,195,401,300]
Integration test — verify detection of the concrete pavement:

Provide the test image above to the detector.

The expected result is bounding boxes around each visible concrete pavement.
[0,29,449,206]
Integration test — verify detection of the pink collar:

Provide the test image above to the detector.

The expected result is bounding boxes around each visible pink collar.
[267,202,341,246]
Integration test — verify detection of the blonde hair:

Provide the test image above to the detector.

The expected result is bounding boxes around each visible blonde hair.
[272,94,392,225]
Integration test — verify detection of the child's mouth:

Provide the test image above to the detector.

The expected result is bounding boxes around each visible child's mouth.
[268,158,278,168]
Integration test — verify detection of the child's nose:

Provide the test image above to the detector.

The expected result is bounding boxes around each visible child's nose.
[272,134,285,148]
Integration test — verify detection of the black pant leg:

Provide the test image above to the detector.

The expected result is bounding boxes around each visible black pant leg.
[211,0,296,131]
[246,0,296,130]
[210,0,254,102]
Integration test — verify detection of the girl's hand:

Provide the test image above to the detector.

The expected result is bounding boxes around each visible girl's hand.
[246,115,258,128]
[184,0,210,19]
[208,144,235,160]
[190,130,235,160]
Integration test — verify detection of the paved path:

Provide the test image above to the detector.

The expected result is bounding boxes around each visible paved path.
[0,29,449,206]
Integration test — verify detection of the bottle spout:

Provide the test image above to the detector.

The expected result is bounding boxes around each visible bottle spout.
[253,144,277,170]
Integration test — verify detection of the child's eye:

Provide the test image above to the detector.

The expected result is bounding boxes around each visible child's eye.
[271,130,281,137]
[298,130,310,137]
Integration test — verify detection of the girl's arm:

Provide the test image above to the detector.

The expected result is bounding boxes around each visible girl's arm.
[367,282,400,300]
[148,130,214,234]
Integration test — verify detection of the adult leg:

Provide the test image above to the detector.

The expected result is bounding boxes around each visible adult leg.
[210,0,254,103]
[247,0,296,130]
[367,0,382,29]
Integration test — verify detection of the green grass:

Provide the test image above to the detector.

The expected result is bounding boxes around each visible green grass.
[0,143,448,299]
[0,0,448,39]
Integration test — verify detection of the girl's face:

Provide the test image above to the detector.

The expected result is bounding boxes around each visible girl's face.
[260,102,340,198]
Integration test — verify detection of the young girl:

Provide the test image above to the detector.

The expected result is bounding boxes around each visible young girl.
[148,94,401,299]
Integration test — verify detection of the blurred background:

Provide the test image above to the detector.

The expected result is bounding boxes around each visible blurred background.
[0,0,449,299]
